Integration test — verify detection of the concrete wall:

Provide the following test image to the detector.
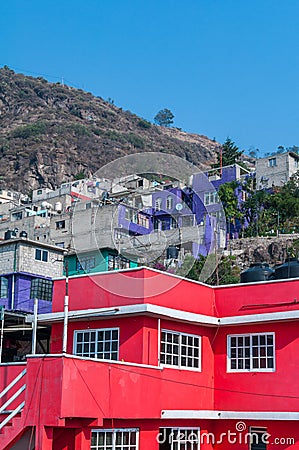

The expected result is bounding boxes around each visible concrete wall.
[0,241,63,277]
[256,152,299,188]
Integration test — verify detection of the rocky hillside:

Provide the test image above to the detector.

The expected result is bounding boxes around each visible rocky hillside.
[0,66,219,192]
[227,235,299,269]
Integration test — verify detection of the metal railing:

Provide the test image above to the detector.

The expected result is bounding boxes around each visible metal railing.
[0,368,26,430]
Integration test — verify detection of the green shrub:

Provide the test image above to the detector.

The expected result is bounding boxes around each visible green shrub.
[10,122,48,139]
[67,124,90,136]
[126,133,145,149]
[137,119,151,129]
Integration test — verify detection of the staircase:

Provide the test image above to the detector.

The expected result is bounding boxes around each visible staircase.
[0,368,27,449]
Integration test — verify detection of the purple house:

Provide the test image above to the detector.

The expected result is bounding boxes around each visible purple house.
[116,178,226,260]
[192,164,251,239]
[0,237,64,314]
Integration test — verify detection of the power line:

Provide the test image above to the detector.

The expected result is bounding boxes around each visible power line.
[0,63,82,90]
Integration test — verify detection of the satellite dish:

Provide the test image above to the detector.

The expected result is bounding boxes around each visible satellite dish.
[175,203,183,211]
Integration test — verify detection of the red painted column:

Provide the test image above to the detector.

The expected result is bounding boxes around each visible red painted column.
[74,427,91,450]
[35,425,53,450]
[139,428,159,450]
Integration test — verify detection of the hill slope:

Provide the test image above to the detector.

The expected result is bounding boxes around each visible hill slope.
[0,66,219,192]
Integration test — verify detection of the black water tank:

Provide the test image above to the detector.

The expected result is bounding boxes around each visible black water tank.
[274,258,299,279]
[20,231,28,238]
[166,246,179,259]
[240,262,274,283]
[4,230,17,240]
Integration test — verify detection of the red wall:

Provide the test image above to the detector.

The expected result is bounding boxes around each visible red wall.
[215,278,299,317]
[0,364,26,413]
[214,321,299,411]
[24,357,215,423]
[54,268,299,320]
[213,421,299,449]
[52,268,215,316]
[51,316,159,366]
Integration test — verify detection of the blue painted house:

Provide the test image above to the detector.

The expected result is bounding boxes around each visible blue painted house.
[0,237,64,314]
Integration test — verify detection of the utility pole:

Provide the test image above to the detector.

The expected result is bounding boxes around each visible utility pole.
[62,261,69,353]
[0,307,5,362]
[214,229,219,286]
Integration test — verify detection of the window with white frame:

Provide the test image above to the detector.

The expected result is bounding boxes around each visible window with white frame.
[160,330,201,370]
[204,191,218,206]
[227,333,275,372]
[155,197,162,211]
[91,428,138,450]
[159,428,200,450]
[74,328,119,360]
[166,195,173,210]
[137,213,149,228]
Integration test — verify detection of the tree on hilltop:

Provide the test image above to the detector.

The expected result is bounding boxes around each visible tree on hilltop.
[212,138,243,168]
[154,108,174,127]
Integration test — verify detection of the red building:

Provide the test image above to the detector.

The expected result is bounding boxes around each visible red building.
[0,267,299,449]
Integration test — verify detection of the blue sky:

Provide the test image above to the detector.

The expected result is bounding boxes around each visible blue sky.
[1,0,299,155]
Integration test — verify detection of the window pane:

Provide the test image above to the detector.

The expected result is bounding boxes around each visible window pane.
[161,330,201,370]
[91,429,138,450]
[74,329,119,360]
[30,278,53,301]
[0,277,8,299]
[229,333,275,372]
[42,250,48,262]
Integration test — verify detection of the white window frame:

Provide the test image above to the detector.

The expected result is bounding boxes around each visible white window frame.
[73,328,119,361]
[160,329,201,371]
[91,428,139,450]
[155,197,162,211]
[159,427,200,450]
[204,191,218,206]
[166,195,173,210]
[227,332,275,373]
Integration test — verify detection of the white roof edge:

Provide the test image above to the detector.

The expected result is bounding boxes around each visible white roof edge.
[26,303,299,326]
[27,303,218,326]
[161,410,299,420]
[0,237,65,252]
[221,310,299,325]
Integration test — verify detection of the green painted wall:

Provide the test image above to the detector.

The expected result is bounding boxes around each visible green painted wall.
[65,249,138,276]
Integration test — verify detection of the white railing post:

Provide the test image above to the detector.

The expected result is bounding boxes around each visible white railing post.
[31,298,38,355]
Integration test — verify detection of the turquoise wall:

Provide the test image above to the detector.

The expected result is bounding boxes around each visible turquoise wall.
[65,249,138,276]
